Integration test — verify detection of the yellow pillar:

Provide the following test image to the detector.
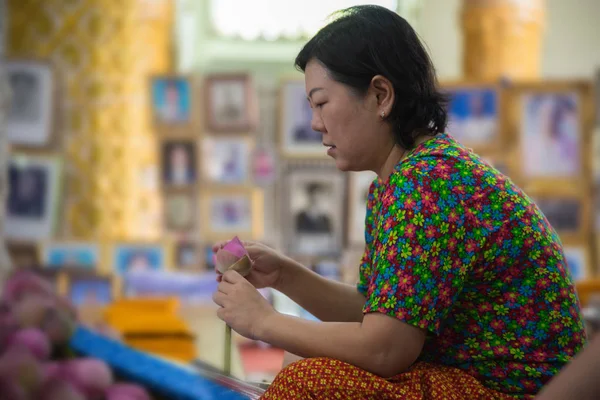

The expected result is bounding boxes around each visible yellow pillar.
[7,0,173,240]
[461,0,546,80]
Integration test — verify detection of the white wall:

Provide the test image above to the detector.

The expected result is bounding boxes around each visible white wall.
[418,0,600,80]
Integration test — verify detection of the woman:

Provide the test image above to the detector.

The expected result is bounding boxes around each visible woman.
[212,5,586,399]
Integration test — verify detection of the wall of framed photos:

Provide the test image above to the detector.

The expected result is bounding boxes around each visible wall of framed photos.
[1,0,599,309]
[443,79,596,280]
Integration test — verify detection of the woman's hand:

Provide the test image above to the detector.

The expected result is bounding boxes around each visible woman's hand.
[212,240,287,290]
[213,270,276,340]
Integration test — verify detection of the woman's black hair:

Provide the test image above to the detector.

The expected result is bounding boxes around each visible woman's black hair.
[295,5,448,149]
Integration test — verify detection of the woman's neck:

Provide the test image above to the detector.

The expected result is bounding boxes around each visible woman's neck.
[377,145,406,182]
[376,134,436,182]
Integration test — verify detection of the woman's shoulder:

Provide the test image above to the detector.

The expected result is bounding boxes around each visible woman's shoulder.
[387,134,473,181]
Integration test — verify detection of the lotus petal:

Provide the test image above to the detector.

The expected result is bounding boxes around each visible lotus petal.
[221,236,247,258]
[216,250,240,274]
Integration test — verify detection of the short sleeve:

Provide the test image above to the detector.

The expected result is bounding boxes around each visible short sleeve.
[357,179,379,297]
[362,160,486,335]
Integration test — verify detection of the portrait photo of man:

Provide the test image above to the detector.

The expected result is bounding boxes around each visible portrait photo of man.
[294,182,333,235]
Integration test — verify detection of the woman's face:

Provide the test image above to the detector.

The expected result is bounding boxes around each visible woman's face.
[304,59,392,172]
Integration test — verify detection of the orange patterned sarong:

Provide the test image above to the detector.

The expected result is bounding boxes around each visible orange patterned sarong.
[261,358,530,400]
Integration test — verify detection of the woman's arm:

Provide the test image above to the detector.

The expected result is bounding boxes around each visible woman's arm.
[535,335,600,399]
[276,256,366,323]
[258,309,425,377]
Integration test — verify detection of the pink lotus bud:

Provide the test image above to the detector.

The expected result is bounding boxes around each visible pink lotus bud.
[41,361,62,383]
[0,374,28,400]
[105,383,151,400]
[215,237,253,276]
[222,236,247,258]
[38,377,86,400]
[0,345,44,395]
[7,328,51,361]
[61,358,114,398]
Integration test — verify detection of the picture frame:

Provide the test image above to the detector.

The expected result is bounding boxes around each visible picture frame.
[528,191,590,242]
[202,136,253,185]
[346,170,378,247]
[204,73,257,133]
[150,75,197,134]
[440,81,504,153]
[66,271,116,307]
[164,190,196,232]
[175,241,201,270]
[160,138,198,188]
[2,59,56,147]
[42,241,101,271]
[200,187,264,241]
[281,161,347,257]
[563,245,590,282]
[279,79,326,158]
[508,81,594,189]
[5,154,62,240]
[6,240,40,269]
[110,242,171,276]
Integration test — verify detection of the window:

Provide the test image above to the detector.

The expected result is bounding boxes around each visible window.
[210,0,398,41]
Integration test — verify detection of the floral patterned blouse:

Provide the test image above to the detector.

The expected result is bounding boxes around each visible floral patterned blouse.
[357,133,586,397]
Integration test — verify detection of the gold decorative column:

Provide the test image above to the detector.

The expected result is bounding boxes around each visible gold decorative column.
[461,0,546,80]
[7,0,173,240]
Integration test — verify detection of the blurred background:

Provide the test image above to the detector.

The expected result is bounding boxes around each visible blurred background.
[0,0,599,385]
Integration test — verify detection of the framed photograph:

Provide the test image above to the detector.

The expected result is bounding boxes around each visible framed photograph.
[150,75,194,131]
[282,163,346,256]
[442,82,502,151]
[346,171,378,247]
[204,74,256,133]
[161,139,197,187]
[510,82,594,187]
[42,241,100,271]
[6,241,40,269]
[111,242,170,276]
[200,188,263,240]
[164,191,196,232]
[529,194,589,241]
[279,80,325,157]
[202,136,252,184]
[521,92,580,177]
[67,274,114,307]
[175,241,201,270]
[5,154,62,240]
[563,246,589,282]
[3,60,55,147]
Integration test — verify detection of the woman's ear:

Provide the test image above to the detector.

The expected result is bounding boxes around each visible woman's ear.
[370,75,395,117]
